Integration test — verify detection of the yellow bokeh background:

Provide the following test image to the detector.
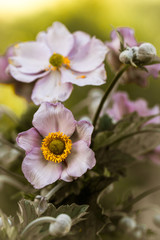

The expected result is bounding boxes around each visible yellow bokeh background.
[1,0,160,115]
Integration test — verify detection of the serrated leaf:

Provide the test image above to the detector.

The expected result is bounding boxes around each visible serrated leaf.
[94,112,160,151]
[113,125,160,157]
[17,199,38,227]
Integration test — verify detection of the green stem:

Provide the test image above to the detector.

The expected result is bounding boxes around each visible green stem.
[92,64,129,128]
[123,184,160,211]
[21,216,56,238]
[45,181,65,201]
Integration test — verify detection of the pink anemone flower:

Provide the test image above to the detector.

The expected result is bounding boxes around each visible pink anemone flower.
[8,22,108,105]
[16,102,96,189]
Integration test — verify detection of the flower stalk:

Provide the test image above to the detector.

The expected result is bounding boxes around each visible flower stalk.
[45,181,65,201]
[20,216,56,238]
[92,64,129,128]
[123,184,160,211]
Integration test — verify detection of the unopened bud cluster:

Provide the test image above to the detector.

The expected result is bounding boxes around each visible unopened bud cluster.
[119,43,157,66]
[119,216,147,239]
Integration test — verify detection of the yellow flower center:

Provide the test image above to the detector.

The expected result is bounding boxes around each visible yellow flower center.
[41,132,72,163]
[49,53,70,70]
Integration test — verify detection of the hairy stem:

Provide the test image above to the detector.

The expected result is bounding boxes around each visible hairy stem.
[45,181,65,201]
[20,216,56,238]
[92,64,129,128]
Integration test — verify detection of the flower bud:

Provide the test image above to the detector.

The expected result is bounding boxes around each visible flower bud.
[49,214,72,237]
[131,229,143,239]
[119,48,133,64]
[119,216,136,232]
[137,43,157,63]
[153,214,160,228]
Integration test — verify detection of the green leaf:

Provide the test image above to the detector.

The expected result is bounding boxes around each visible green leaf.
[94,112,160,151]
[113,124,160,157]
[97,180,133,218]
[102,149,135,174]
[17,199,38,228]
[98,114,114,132]
[0,210,17,240]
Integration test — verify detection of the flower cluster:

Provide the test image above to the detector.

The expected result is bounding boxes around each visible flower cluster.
[1,22,160,239]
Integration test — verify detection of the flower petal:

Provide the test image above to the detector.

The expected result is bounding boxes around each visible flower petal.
[60,167,73,182]
[70,36,107,72]
[62,140,96,178]
[71,120,93,146]
[32,102,76,137]
[106,27,137,52]
[16,128,42,153]
[10,42,51,73]
[68,31,91,58]
[31,71,73,105]
[37,22,74,56]
[61,64,106,86]
[22,147,62,189]
[8,65,48,83]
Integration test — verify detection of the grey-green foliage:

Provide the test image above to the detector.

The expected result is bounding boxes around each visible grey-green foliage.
[94,112,160,157]
[19,199,88,240]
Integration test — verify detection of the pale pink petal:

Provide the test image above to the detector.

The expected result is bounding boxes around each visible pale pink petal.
[71,120,93,146]
[60,167,73,182]
[69,31,91,58]
[22,147,62,189]
[70,37,107,72]
[10,42,51,73]
[106,27,137,52]
[32,102,76,137]
[31,71,73,105]
[63,141,96,178]
[40,22,74,56]
[16,128,42,153]
[8,65,48,83]
[61,64,106,86]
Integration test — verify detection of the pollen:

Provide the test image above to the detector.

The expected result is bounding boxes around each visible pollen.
[76,75,86,79]
[41,132,72,163]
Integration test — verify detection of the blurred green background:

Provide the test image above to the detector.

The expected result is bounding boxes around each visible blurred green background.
[1,0,160,116]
